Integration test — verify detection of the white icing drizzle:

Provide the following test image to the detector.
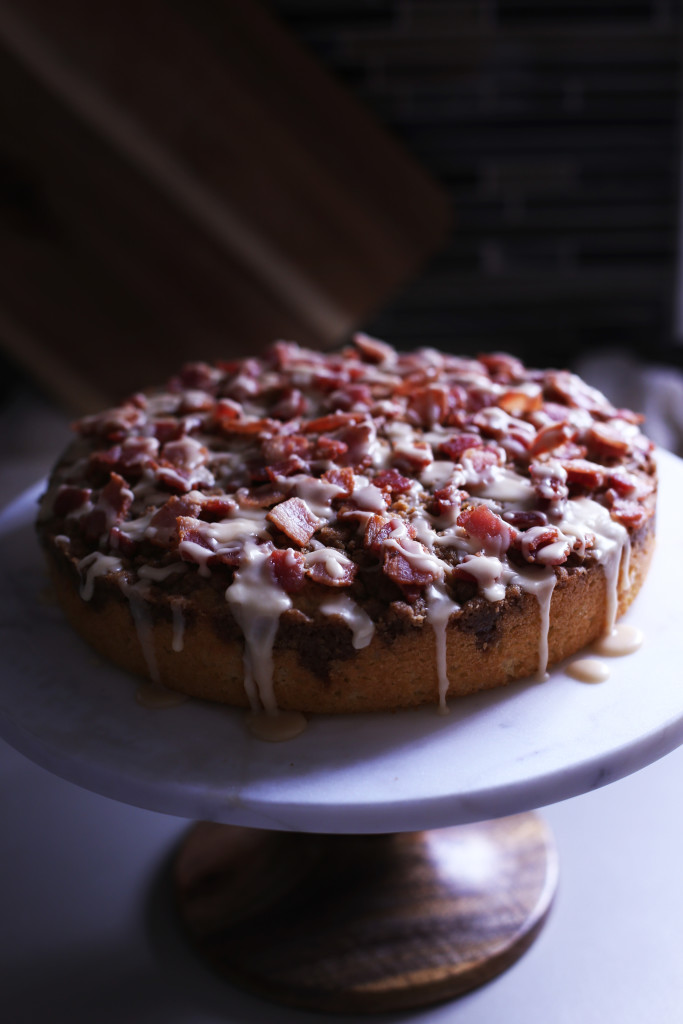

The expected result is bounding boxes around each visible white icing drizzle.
[420,460,460,489]
[474,468,536,505]
[560,498,630,633]
[305,547,356,578]
[171,604,185,652]
[279,475,344,518]
[509,567,557,680]
[350,481,387,512]
[120,582,160,683]
[319,595,375,649]
[458,555,506,603]
[225,542,292,714]
[77,552,123,601]
[425,583,460,713]
[137,562,187,581]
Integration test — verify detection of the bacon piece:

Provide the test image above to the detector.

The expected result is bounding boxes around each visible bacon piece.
[446,384,468,420]
[236,484,286,509]
[108,525,137,556]
[160,437,209,472]
[373,467,412,494]
[562,458,605,490]
[200,495,239,520]
[148,493,205,546]
[606,497,648,530]
[176,516,242,567]
[179,390,215,413]
[461,447,501,476]
[587,422,631,459]
[457,505,517,556]
[502,509,548,530]
[605,468,637,497]
[245,458,270,484]
[267,497,320,546]
[321,466,355,497]
[175,362,222,391]
[336,422,376,468]
[605,468,654,500]
[119,437,160,469]
[438,433,483,461]
[364,514,416,554]
[268,548,307,593]
[547,441,587,461]
[77,402,146,441]
[465,385,498,413]
[262,434,310,463]
[213,397,243,425]
[406,386,449,427]
[329,384,373,411]
[497,386,543,415]
[383,550,439,591]
[268,340,301,370]
[313,436,349,461]
[266,454,310,479]
[306,551,357,586]
[517,525,572,565]
[393,438,433,471]
[53,485,91,517]
[545,370,615,416]
[88,438,159,479]
[353,332,395,364]
[478,352,525,383]
[216,416,279,436]
[614,406,645,425]
[530,460,569,504]
[176,516,212,550]
[153,418,184,444]
[302,411,364,434]
[100,473,133,517]
[529,422,577,457]
[82,473,134,542]
[428,483,465,518]
[271,387,308,419]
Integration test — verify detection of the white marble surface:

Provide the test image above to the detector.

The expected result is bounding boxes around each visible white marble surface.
[2,730,683,1024]
[1,450,682,834]
[2,389,683,1022]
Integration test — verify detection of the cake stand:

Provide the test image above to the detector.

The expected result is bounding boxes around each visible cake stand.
[2,449,682,1013]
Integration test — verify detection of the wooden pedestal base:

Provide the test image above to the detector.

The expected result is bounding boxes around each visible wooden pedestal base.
[174,812,558,1014]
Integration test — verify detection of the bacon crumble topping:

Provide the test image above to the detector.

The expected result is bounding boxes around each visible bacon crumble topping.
[41,337,656,613]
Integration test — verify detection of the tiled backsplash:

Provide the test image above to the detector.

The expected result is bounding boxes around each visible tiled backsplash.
[271,0,683,365]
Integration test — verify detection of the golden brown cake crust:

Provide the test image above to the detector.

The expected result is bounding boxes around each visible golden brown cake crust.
[37,338,657,713]
[43,518,654,713]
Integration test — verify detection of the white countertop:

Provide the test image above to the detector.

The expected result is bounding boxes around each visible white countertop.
[2,384,683,1023]
[2,730,683,1023]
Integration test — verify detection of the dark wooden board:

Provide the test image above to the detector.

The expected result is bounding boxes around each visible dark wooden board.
[0,0,449,410]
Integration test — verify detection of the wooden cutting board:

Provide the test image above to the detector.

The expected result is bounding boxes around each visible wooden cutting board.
[0,0,450,410]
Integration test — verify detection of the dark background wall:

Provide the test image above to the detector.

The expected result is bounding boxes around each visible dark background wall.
[1,0,682,411]
[272,0,683,367]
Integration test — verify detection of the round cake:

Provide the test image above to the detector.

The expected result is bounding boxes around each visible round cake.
[37,336,657,715]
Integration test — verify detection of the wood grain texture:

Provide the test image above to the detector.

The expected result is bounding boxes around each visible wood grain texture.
[0,0,449,410]
[174,813,558,1013]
